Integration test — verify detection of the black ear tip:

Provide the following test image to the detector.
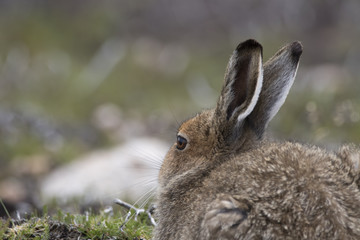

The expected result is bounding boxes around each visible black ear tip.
[236,39,263,52]
[242,39,261,47]
[290,41,303,58]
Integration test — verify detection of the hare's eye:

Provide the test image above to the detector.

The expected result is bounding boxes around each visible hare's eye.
[176,135,188,150]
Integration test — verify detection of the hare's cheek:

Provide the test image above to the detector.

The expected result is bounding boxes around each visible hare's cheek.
[158,163,170,186]
[158,147,179,181]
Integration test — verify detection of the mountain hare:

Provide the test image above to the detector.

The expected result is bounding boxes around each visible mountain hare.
[154,39,360,239]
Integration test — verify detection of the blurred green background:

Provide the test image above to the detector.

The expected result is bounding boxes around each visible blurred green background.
[0,0,360,211]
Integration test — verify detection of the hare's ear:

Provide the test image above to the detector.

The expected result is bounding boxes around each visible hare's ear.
[215,39,263,123]
[248,42,303,138]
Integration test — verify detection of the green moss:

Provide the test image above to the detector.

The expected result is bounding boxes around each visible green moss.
[1,207,154,240]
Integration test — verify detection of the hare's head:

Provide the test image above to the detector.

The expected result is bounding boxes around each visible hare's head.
[159,39,302,185]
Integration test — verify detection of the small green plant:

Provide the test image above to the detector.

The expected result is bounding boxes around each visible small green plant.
[1,206,154,240]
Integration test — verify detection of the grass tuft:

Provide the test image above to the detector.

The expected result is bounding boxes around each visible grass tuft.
[0,207,154,239]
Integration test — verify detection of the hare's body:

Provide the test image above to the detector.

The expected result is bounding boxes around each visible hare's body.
[156,141,360,239]
[154,40,360,239]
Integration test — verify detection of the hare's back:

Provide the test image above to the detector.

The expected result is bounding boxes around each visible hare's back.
[201,142,360,239]
[219,142,360,204]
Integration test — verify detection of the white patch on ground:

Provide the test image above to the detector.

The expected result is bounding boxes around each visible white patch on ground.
[40,137,169,204]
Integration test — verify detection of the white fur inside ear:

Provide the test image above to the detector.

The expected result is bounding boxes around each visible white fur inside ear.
[267,61,299,122]
[237,57,263,122]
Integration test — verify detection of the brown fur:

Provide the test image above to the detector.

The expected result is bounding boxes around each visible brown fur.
[154,40,360,239]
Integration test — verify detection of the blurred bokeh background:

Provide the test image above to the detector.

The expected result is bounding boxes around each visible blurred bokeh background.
[1,0,360,216]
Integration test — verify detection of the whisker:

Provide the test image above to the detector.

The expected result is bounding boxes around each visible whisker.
[101,173,158,201]
[116,166,160,170]
[140,193,156,210]
[119,185,157,223]
[134,149,164,167]
[132,185,157,207]
[131,177,158,189]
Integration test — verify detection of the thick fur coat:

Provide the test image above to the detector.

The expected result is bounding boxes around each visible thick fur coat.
[154,40,360,239]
